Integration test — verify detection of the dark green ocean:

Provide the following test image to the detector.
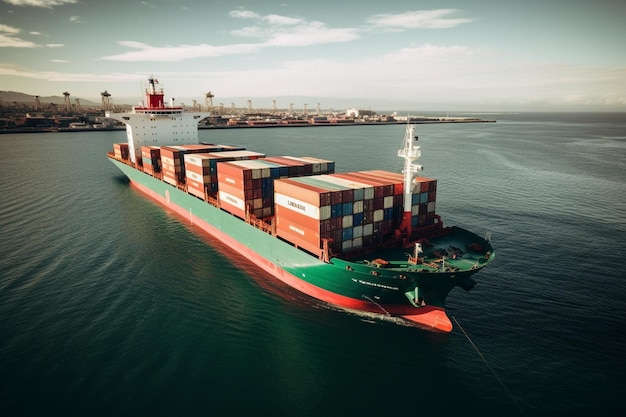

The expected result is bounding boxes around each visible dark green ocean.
[1,112,625,416]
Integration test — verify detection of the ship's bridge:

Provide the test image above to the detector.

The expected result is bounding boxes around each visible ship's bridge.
[132,107,185,116]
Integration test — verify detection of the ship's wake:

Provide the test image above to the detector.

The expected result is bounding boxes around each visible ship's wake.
[313,302,423,329]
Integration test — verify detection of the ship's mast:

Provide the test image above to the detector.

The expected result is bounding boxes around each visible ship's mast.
[397,124,423,238]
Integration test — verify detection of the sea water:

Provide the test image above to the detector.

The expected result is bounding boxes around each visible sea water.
[1,112,625,416]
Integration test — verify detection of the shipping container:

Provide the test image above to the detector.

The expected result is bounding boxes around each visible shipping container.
[113,143,129,160]
[217,160,281,219]
[261,156,306,177]
[348,170,404,196]
[261,156,334,178]
[281,156,335,174]
[274,173,397,255]
[140,146,161,172]
[218,182,247,219]
[161,145,247,185]
[274,178,333,207]
[332,172,394,199]
[275,211,322,257]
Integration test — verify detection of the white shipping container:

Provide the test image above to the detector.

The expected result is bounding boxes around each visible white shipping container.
[184,154,212,167]
[186,170,211,183]
[219,190,245,210]
[319,205,331,221]
[342,215,353,228]
[275,193,321,220]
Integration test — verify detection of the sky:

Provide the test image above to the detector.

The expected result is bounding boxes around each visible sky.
[1,0,625,112]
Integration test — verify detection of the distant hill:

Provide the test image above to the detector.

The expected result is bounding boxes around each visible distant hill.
[0,91,99,107]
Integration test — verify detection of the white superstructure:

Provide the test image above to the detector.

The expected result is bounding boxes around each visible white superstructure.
[106,77,210,163]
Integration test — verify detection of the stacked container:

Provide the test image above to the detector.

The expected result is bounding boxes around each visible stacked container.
[217,160,284,219]
[160,144,242,187]
[216,156,336,219]
[261,156,335,178]
[140,146,161,175]
[339,170,437,229]
[113,143,129,160]
[274,174,376,257]
[274,170,439,257]
[281,156,336,175]
[330,172,401,250]
[184,150,266,200]
[412,175,438,228]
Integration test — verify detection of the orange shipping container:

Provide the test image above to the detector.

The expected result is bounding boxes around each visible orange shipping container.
[218,185,246,218]
[275,201,324,232]
[188,184,206,200]
[274,178,332,207]
[275,213,322,256]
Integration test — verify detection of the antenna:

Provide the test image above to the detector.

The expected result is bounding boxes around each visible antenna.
[396,124,423,236]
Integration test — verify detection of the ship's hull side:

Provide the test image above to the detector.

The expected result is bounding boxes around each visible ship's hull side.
[110,158,488,332]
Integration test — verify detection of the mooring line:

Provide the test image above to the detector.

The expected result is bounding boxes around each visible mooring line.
[452,316,527,416]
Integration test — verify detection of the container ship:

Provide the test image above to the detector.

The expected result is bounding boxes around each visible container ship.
[106,77,495,332]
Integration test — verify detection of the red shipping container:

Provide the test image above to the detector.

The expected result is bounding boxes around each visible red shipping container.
[275,202,322,232]
[275,213,322,256]
[337,172,397,197]
[351,170,404,195]
[331,173,389,199]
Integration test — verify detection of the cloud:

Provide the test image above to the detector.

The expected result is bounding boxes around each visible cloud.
[261,14,303,26]
[0,66,145,82]
[230,26,264,38]
[98,9,468,64]
[2,56,624,109]
[0,23,20,34]
[69,15,81,23]
[100,41,261,62]
[51,59,68,63]
[229,10,259,19]
[263,22,359,47]
[380,44,475,64]
[0,25,39,47]
[2,0,77,8]
[230,11,357,45]
[101,11,359,61]
[367,9,473,30]
[46,43,64,47]
[0,34,37,47]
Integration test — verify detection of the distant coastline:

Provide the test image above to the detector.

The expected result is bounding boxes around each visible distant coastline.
[0,115,495,134]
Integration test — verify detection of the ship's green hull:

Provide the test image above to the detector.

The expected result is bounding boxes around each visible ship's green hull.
[110,157,494,332]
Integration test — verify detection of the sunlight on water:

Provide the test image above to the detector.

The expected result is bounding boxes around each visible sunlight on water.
[1,114,625,416]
